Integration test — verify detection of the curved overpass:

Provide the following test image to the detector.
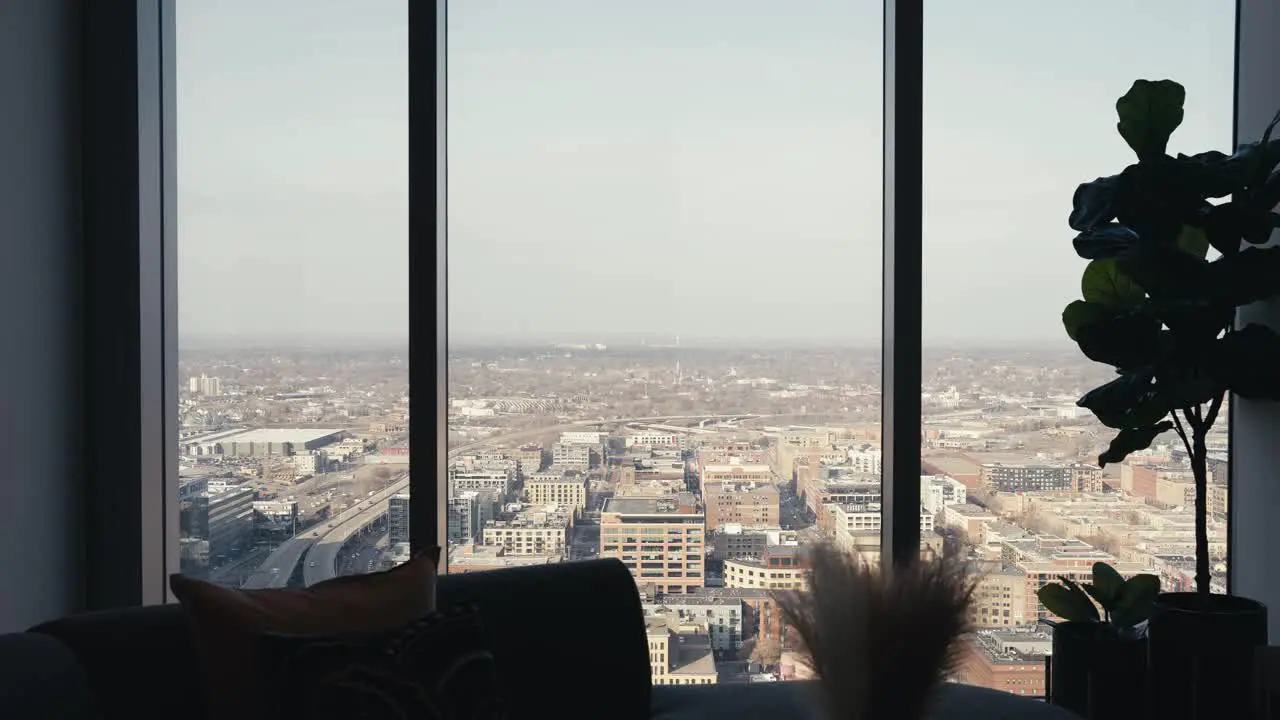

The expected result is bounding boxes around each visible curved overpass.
[240,475,408,589]
[302,476,407,586]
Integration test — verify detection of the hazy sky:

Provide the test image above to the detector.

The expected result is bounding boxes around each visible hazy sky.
[176,0,1233,346]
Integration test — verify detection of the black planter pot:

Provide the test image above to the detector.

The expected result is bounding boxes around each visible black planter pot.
[1048,622,1147,720]
[1146,592,1267,720]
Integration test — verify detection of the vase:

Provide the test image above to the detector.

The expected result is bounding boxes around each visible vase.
[1048,621,1146,720]
[1146,592,1267,720]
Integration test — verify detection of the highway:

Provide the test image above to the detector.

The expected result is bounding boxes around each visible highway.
[241,475,408,589]
[303,480,405,586]
[243,413,768,589]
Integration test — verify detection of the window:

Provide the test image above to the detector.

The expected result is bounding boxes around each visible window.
[922,0,1234,694]
[445,0,881,680]
[174,0,408,589]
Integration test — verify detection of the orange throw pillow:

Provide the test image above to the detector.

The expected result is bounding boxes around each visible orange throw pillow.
[170,548,439,720]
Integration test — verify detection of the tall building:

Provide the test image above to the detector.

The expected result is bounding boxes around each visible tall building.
[181,485,254,561]
[600,494,705,595]
[514,444,543,477]
[524,469,588,511]
[703,482,779,531]
[188,373,222,396]
[388,493,411,545]
[447,489,494,544]
[551,442,591,471]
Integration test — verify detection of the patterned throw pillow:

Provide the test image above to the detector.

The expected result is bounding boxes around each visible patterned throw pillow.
[256,605,507,720]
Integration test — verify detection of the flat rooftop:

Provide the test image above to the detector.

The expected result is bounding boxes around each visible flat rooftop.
[604,496,698,515]
[214,428,345,445]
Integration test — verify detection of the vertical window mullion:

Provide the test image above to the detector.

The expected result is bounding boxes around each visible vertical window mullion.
[409,0,446,557]
[881,0,924,567]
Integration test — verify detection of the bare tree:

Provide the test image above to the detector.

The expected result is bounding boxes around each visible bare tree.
[750,636,783,667]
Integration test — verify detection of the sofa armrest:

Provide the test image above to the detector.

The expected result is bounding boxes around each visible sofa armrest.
[438,558,650,720]
[0,632,98,720]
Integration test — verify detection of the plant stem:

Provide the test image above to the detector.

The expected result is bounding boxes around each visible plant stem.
[1192,429,1210,595]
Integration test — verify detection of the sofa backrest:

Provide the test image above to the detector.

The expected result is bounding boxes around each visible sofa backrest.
[29,558,651,720]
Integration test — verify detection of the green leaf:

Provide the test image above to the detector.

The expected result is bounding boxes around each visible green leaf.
[1111,574,1161,628]
[1038,582,1100,623]
[1098,422,1174,468]
[1070,176,1122,232]
[1089,562,1125,610]
[1073,225,1140,260]
[1116,80,1185,160]
[1062,301,1110,342]
[1074,313,1162,372]
[1215,324,1280,400]
[1082,258,1145,309]
[1078,373,1168,429]
[1175,225,1210,259]
[1206,246,1280,307]
[1116,244,1209,300]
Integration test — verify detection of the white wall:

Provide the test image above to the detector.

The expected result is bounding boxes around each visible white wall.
[0,0,85,631]
[1233,0,1280,643]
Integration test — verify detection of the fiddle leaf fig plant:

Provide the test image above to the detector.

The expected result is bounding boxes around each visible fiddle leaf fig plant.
[1038,562,1161,636]
[1063,79,1280,596]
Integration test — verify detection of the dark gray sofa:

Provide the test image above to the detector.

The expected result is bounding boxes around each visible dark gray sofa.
[0,558,1074,719]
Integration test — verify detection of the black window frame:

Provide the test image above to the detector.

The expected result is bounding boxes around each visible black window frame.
[83,0,1269,608]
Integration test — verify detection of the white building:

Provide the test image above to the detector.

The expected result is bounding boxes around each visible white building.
[481,504,572,556]
[643,596,744,652]
[920,474,968,514]
[848,447,882,475]
[448,467,514,496]
[559,431,605,446]
[552,443,591,470]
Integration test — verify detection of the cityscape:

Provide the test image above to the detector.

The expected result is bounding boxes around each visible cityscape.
[175,341,1228,696]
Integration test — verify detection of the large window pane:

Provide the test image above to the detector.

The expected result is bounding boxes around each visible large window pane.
[175,1,408,589]
[922,0,1234,696]
[447,0,881,684]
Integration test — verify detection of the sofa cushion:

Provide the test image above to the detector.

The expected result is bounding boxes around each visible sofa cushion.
[31,603,197,720]
[170,550,438,720]
[651,681,1081,719]
[0,632,98,720]
[256,604,506,720]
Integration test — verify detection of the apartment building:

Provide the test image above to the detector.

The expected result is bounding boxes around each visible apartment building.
[481,504,572,556]
[848,446,882,475]
[703,481,779,531]
[724,545,809,591]
[699,463,773,492]
[829,502,933,537]
[956,631,1049,697]
[982,463,1073,493]
[920,474,968,513]
[514,444,543,477]
[968,566,1031,628]
[524,469,588,511]
[600,495,705,595]
[642,595,744,652]
[711,524,795,560]
[447,489,495,544]
[447,467,514,496]
[551,442,591,471]
[646,620,719,686]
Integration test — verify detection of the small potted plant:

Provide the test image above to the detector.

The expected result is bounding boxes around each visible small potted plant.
[1063,78,1277,720]
[1038,562,1159,720]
